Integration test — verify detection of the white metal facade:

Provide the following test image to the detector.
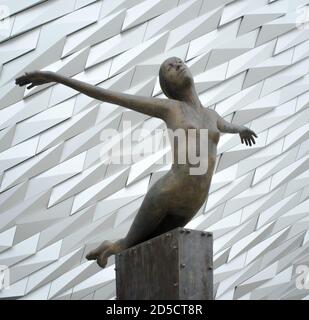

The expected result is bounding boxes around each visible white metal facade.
[0,0,309,299]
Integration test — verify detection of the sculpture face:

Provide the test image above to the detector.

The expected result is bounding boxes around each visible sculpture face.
[159,57,193,99]
[162,57,192,88]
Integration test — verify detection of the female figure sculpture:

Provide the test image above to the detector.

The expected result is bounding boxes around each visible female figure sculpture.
[15,57,257,268]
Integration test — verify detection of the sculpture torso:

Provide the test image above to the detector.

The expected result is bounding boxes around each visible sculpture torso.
[148,102,220,218]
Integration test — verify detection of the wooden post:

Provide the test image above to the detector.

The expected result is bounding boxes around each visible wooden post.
[115,227,213,300]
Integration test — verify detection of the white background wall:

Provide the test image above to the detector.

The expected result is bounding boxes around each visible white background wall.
[0,0,309,299]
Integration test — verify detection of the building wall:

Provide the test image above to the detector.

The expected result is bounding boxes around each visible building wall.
[0,0,309,300]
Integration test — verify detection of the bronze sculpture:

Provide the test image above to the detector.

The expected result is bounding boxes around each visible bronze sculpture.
[15,57,257,268]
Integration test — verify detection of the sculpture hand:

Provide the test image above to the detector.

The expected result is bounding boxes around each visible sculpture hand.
[239,126,258,146]
[15,71,54,89]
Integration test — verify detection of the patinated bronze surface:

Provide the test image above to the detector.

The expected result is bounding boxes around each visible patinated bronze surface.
[15,57,257,268]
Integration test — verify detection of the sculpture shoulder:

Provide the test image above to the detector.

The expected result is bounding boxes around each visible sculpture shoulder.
[200,107,220,129]
[202,107,219,122]
[201,107,221,144]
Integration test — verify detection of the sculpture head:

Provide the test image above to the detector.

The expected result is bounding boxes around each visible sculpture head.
[159,56,194,100]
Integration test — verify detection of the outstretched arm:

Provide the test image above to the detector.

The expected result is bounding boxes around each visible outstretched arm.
[15,71,176,120]
[214,110,258,146]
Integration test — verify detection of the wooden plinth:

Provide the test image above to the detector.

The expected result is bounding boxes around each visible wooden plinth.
[115,227,213,300]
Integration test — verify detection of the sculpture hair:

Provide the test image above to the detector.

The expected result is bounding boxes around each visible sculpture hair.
[159,62,181,100]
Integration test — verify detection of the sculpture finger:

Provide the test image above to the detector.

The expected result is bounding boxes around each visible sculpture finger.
[16,78,30,86]
[15,77,24,84]
[27,84,35,90]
